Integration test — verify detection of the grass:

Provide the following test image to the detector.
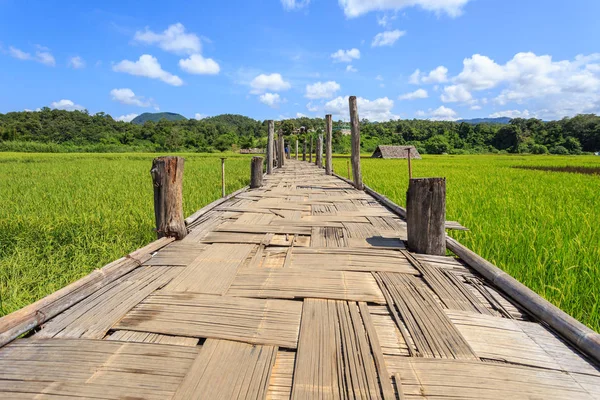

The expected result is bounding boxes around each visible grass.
[334,154,600,330]
[0,152,250,316]
[1,152,599,331]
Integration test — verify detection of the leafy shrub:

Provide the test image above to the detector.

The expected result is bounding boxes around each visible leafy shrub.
[550,145,569,155]
[531,144,549,154]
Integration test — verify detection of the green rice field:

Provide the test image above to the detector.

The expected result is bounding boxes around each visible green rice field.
[0,152,599,331]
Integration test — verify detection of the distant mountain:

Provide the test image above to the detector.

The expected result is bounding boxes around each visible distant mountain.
[131,112,187,124]
[457,117,511,125]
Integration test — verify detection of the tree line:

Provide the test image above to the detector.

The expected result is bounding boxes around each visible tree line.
[1,107,599,154]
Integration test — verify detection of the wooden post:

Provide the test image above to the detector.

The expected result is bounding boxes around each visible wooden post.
[267,120,274,175]
[406,178,446,255]
[279,133,285,167]
[347,159,351,179]
[150,156,187,240]
[303,134,307,161]
[349,96,363,190]
[309,135,313,163]
[250,156,264,189]
[316,134,323,168]
[407,148,413,179]
[325,114,333,175]
[295,139,299,160]
[220,157,226,198]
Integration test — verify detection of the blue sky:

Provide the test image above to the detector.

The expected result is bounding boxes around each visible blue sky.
[1,0,600,122]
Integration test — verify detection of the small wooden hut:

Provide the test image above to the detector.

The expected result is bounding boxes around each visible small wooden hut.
[371,145,422,159]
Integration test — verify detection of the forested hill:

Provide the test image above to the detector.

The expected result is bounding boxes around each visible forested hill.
[0,108,599,155]
[131,112,187,124]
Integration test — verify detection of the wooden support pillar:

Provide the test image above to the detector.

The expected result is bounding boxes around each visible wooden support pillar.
[220,158,226,198]
[295,139,299,160]
[309,135,313,163]
[406,178,446,256]
[325,114,333,175]
[316,134,323,168]
[250,156,264,189]
[302,135,307,161]
[150,156,187,240]
[267,120,274,175]
[279,133,285,167]
[349,96,363,190]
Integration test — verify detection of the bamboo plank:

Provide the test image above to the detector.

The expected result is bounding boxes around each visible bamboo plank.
[106,330,199,347]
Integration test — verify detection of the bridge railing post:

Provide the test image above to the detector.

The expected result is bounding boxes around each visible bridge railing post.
[267,120,274,175]
[250,157,264,189]
[325,114,333,175]
[407,178,446,255]
[348,96,363,190]
[150,156,187,240]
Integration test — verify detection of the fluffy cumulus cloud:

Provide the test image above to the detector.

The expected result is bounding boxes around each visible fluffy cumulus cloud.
[113,54,183,86]
[346,65,358,73]
[429,106,458,121]
[410,66,448,84]
[440,84,472,103]
[50,99,85,111]
[324,96,398,121]
[116,113,139,122]
[194,113,205,120]
[9,45,55,66]
[339,0,473,18]
[250,73,291,94]
[179,54,220,75]
[110,88,155,108]
[259,93,282,108]
[305,81,341,99]
[68,56,85,69]
[134,23,201,55]
[331,48,360,63]
[442,52,600,118]
[398,88,428,100]
[371,30,405,47]
[281,0,310,10]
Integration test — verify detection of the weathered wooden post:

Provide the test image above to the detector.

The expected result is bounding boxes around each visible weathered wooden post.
[150,156,187,240]
[347,159,351,179]
[349,96,363,190]
[407,148,413,179]
[220,157,226,198]
[309,134,313,163]
[316,134,323,168]
[295,139,299,160]
[250,156,264,189]
[279,132,285,167]
[267,120,274,175]
[407,178,446,255]
[302,132,307,161]
[325,114,333,175]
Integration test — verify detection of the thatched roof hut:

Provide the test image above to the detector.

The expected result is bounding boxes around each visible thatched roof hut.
[371,145,422,159]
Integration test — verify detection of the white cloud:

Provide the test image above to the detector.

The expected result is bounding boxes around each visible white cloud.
[110,88,154,108]
[470,105,482,110]
[339,0,473,18]
[113,54,183,86]
[489,110,533,119]
[194,113,205,120]
[50,99,85,111]
[307,102,319,112]
[371,30,405,47]
[68,56,85,69]
[346,65,358,73]
[250,73,291,94]
[296,112,308,118]
[398,88,428,100]
[331,48,360,63]
[306,81,341,99]
[281,0,310,10]
[429,105,458,121]
[179,54,220,75]
[376,75,384,81]
[134,23,201,55]
[415,110,426,117]
[259,93,282,108]
[116,113,139,122]
[9,46,55,66]
[410,66,448,84]
[441,84,472,103]
[324,96,399,121]
[377,14,397,27]
[452,52,600,118]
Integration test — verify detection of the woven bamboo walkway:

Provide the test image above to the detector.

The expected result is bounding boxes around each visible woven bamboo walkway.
[1,160,600,399]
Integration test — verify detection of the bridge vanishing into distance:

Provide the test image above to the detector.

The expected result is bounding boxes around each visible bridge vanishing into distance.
[0,97,599,399]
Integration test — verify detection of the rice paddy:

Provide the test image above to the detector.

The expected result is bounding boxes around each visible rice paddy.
[1,152,599,331]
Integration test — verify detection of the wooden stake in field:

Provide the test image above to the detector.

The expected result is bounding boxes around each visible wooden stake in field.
[220,157,226,198]
[348,96,363,190]
[150,156,187,240]
[325,114,333,175]
[316,134,323,168]
[347,159,351,179]
[407,178,446,255]
[407,148,413,179]
[267,120,274,175]
[250,157,263,189]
